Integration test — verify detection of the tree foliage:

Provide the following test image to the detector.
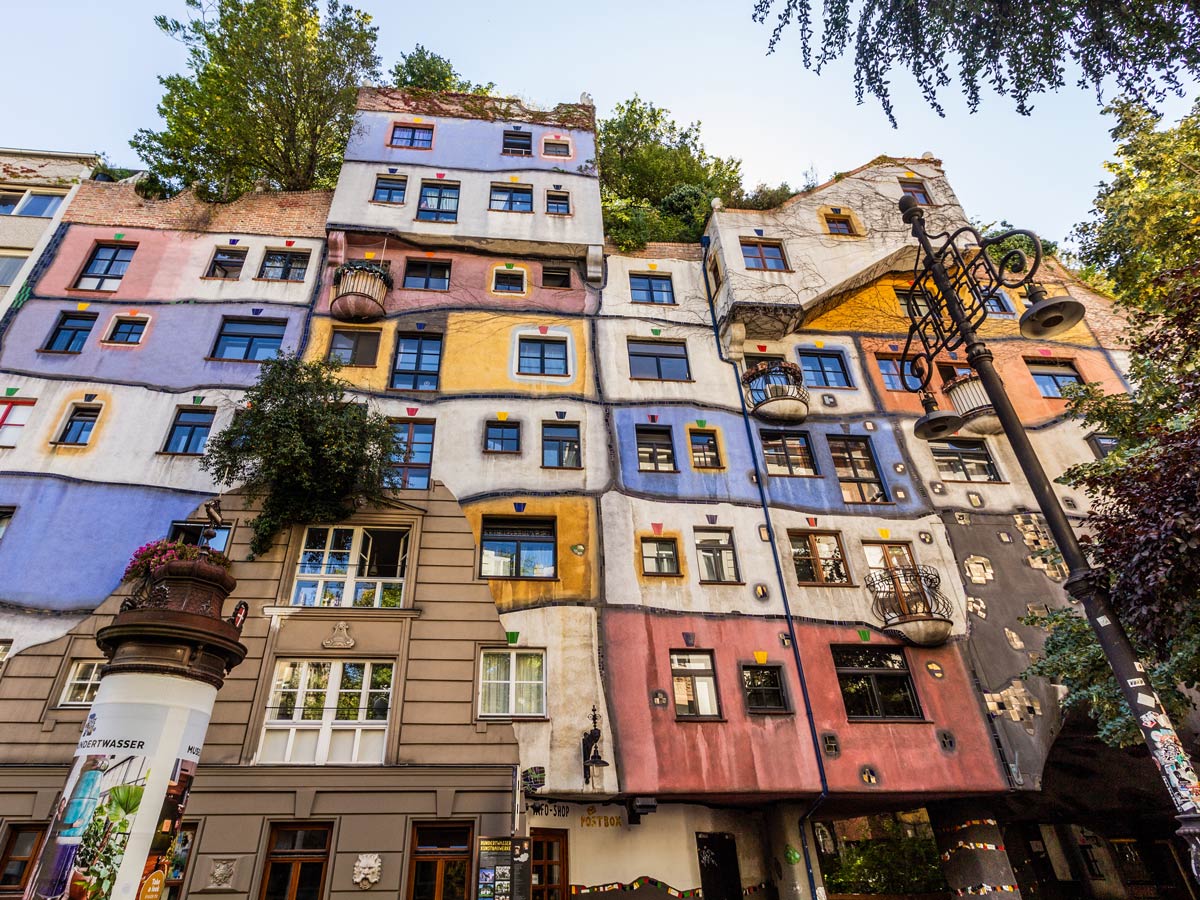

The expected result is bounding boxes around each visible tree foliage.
[201,356,396,558]
[821,817,947,894]
[976,219,1059,267]
[390,43,494,95]
[131,0,380,200]
[751,0,1200,125]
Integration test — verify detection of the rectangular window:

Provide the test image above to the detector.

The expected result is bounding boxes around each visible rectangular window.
[742,665,788,712]
[1027,360,1082,398]
[258,251,309,282]
[373,175,407,203]
[542,423,580,468]
[292,525,410,608]
[161,824,196,900]
[0,399,35,447]
[391,333,442,390]
[695,528,740,583]
[485,421,521,453]
[798,351,851,388]
[391,124,434,148]
[741,240,787,270]
[627,340,690,381]
[825,216,854,235]
[490,185,534,212]
[43,312,96,353]
[258,825,332,900]
[542,266,571,289]
[502,130,533,155]
[876,357,921,391]
[518,338,569,376]
[169,520,231,553]
[0,255,28,287]
[895,288,932,318]
[163,408,215,455]
[328,329,380,366]
[1088,434,1118,459]
[636,425,676,472]
[828,436,887,503]
[761,430,817,476]
[832,646,922,720]
[977,288,1012,314]
[938,362,973,384]
[899,180,931,205]
[206,248,247,279]
[387,421,434,489]
[930,438,1000,482]
[416,182,460,222]
[0,825,45,893]
[212,318,286,361]
[106,317,146,344]
[543,139,571,157]
[479,649,545,717]
[57,406,99,445]
[15,193,64,218]
[261,660,393,763]
[408,823,473,900]
[493,270,526,293]
[641,537,680,575]
[546,191,571,215]
[789,531,851,585]
[402,259,451,290]
[689,430,721,468]
[0,194,21,216]
[629,273,675,305]
[60,660,103,706]
[480,517,556,579]
[671,650,720,718]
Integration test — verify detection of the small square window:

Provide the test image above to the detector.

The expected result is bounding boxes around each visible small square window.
[206,248,247,279]
[416,182,460,222]
[0,255,28,287]
[60,660,104,706]
[630,274,675,304]
[546,191,571,215]
[517,338,569,376]
[106,317,146,344]
[1027,360,1082,398]
[490,185,533,212]
[636,426,676,472]
[212,318,287,361]
[164,408,215,455]
[695,529,740,583]
[641,537,680,575]
[44,312,97,353]
[895,288,932,318]
[977,288,1012,314]
[671,650,720,718]
[328,329,381,367]
[58,406,99,445]
[485,421,521,453]
[900,180,931,205]
[480,517,556,579]
[825,216,854,235]
[493,271,526,293]
[689,430,721,468]
[543,139,571,157]
[741,241,788,270]
[391,124,434,148]
[258,251,309,282]
[479,649,546,716]
[403,260,451,290]
[542,423,580,468]
[169,520,231,553]
[373,176,407,203]
[742,665,788,711]
[542,266,571,289]
[76,244,135,291]
[502,130,533,156]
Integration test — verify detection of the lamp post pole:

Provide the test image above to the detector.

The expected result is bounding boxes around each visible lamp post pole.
[896,195,1200,869]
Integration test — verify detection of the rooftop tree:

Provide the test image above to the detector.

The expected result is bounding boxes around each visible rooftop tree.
[390,44,495,95]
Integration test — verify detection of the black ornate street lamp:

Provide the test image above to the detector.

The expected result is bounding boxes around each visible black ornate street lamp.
[895,194,1200,869]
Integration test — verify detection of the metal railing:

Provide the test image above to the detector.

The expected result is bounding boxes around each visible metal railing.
[943,372,994,418]
[744,363,811,419]
[865,565,954,625]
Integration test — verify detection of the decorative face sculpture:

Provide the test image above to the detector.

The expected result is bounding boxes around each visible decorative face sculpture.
[353,853,382,889]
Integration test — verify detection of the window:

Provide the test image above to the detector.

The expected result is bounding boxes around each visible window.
[543,138,571,157]
[0,255,27,287]
[259,251,309,282]
[502,130,533,156]
[292,526,410,608]
[690,430,721,468]
[636,426,676,472]
[790,532,851,585]
[825,215,854,235]
[373,175,407,203]
[518,338,569,376]
[391,333,442,390]
[161,824,196,900]
[391,123,434,148]
[832,646,922,719]
[1027,360,1082,398]
[828,437,887,503]
[403,260,451,290]
[938,362,973,383]
[388,421,434,489]
[864,543,933,619]
[43,313,96,353]
[542,423,580,468]
[258,825,332,900]
[899,180,931,205]
[481,517,556,579]
[0,508,13,542]
[60,660,103,706]
[546,191,571,215]
[707,255,723,291]
[877,357,921,391]
[741,240,787,271]
[212,318,286,361]
[0,194,20,216]
[163,408,214,455]
[930,438,1000,482]
[57,406,99,445]
[695,529,740,582]
[328,329,380,366]
[630,274,675,305]
[169,520,231,553]
[542,266,571,288]
[977,288,1012,314]
[490,185,533,212]
[0,399,35,446]
[627,340,690,381]
[485,421,521,453]
[260,660,393,763]
[417,182,459,222]
[0,825,45,893]
[641,537,680,575]
[671,650,720,718]
[493,270,526,293]
[407,824,473,900]
[742,665,788,712]
[895,288,932,318]
[479,649,545,717]
[205,248,247,279]
[75,244,134,292]
[798,351,851,388]
[1088,433,1119,459]
[2,192,64,218]
[106,317,146,344]
[761,430,817,476]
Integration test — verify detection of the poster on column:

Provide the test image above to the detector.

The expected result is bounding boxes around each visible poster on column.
[476,838,531,900]
[23,673,214,900]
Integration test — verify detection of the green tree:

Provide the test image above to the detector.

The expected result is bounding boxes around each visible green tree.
[751,0,1200,124]
[390,44,494,95]
[821,817,947,894]
[131,0,381,200]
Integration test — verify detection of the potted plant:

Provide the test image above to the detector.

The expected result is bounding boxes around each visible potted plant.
[121,539,235,618]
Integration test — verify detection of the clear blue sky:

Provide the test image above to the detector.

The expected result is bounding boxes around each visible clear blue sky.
[3,0,1194,247]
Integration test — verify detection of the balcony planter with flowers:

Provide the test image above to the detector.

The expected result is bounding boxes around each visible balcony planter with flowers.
[331,260,393,321]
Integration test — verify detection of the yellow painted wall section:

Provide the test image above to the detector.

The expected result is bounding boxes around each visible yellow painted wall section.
[303,318,398,392]
[441,313,592,395]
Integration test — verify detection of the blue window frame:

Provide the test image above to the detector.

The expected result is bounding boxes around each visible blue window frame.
[107,318,146,344]
[212,318,286,361]
[388,421,435,489]
[485,421,521,453]
[417,183,459,222]
[546,191,571,215]
[630,274,675,305]
[798,351,851,388]
[373,176,407,204]
[390,124,433,148]
[490,185,533,212]
[518,338,568,376]
[58,406,99,445]
[76,245,135,291]
[164,408,215,454]
[391,334,442,391]
[44,313,96,353]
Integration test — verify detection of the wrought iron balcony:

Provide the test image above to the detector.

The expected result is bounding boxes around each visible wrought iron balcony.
[742,362,811,422]
[330,263,391,321]
[942,372,1002,434]
[865,565,954,646]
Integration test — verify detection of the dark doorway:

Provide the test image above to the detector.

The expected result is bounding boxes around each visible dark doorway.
[696,832,742,900]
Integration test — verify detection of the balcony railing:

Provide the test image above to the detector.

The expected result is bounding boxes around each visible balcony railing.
[943,373,1002,434]
[865,565,954,646]
[742,362,811,422]
[330,264,390,321]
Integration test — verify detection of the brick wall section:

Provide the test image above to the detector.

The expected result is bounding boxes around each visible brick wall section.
[63,181,333,238]
[356,87,595,131]
[604,241,704,260]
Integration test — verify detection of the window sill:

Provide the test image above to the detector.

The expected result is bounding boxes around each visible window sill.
[691,466,726,472]
[368,200,406,207]
[938,479,1009,485]
[797,582,859,588]
[262,605,421,619]
[414,217,459,224]
[631,300,679,306]
[399,286,451,292]
[386,144,433,151]
[747,708,793,716]
[482,576,560,582]
[637,468,679,474]
[546,212,573,217]
[516,372,572,379]
[156,451,203,458]
[488,209,535,215]
[675,716,726,723]
[541,465,584,471]
[199,276,243,282]
[698,580,745,586]
[387,387,439,393]
[251,277,306,284]
[541,285,573,291]
[36,349,83,356]
[767,472,822,479]
[98,341,142,348]
[479,714,550,722]
[845,716,932,724]
[628,377,695,383]
[48,441,90,448]
[843,501,896,506]
[203,356,264,364]
[642,571,684,578]
[744,267,795,274]
[809,385,857,391]
[63,287,119,294]
[483,450,523,455]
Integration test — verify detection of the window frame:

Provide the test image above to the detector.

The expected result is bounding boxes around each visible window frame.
[493,270,527,294]
[42,311,97,353]
[694,528,741,584]
[56,405,100,446]
[402,259,451,291]
[501,130,534,156]
[391,332,443,391]
[162,407,216,456]
[629,273,676,305]
[542,266,571,289]
[1087,433,1119,459]
[899,180,931,205]
[689,429,722,469]
[416,182,460,223]
[541,422,581,469]
[517,337,570,377]
[484,420,521,454]
[478,648,546,718]
[876,356,922,392]
[169,520,232,553]
[256,250,310,283]
[327,329,381,367]
[824,215,855,236]
[389,123,434,149]
[798,351,852,389]
[670,650,721,719]
[211,317,287,362]
[0,824,46,894]
[640,537,681,576]
[0,398,36,448]
[59,660,104,707]
[789,531,853,586]
[741,664,790,713]
[929,438,1002,483]
[831,645,923,721]
[387,420,435,489]
[740,240,789,271]
[0,188,66,219]
[626,339,691,382]
[205,247,248,280]
[479,516,557,580]
[489,184,534,213]
[372,175,408,204]
[828,436,889,504]
[257,824,333,900]
[761,429,818,477]
[290,525,411,609]
[0,253,28,288]
[546,190,571,216]
[1027,360,1083,398]
[635,425,677,473]
[103,316,147,345]
[542,138,572,158]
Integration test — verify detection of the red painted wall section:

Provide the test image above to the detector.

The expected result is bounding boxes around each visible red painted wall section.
[38,226,200,300]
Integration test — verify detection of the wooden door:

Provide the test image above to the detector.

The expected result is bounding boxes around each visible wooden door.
[531,829,568,900]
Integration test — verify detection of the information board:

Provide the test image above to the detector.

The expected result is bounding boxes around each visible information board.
[476,837,531,900]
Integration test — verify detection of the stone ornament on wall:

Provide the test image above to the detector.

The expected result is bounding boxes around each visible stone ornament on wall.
[984,680,1042,734]
[1005,628,1025,650]
[966,596,988,619]
[323,621,355,649]
[1013,514,1070,581]
[208,859,237,889]
[353,853,382,889]
[963,555,995,585]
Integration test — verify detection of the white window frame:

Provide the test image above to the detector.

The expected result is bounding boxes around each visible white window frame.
[259,659,394,764]
[0,188,67,218]
[0,398,35,447]
[290,525,410,608]
[60,660,104,707]
[0,252,29,287]
[478,649,546,718]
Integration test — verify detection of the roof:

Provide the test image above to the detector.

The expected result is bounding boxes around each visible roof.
[64,182,334,238]
[605,241,704,261]
[721,155,945,214]
[356,87,595,131]
[0,147,101,162]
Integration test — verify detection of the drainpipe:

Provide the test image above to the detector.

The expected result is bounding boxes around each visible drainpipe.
[699,234,828,900]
